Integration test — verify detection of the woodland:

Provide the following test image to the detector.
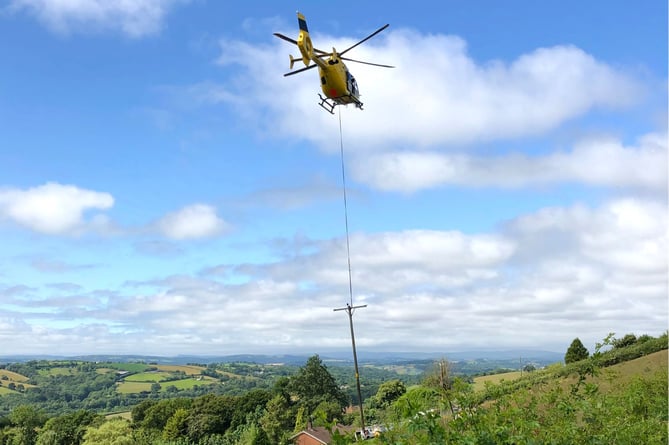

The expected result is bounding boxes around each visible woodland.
[0,332,666,445]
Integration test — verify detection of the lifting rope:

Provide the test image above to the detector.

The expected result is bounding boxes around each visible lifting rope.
[335,107,367,434]
[338,108,354,307]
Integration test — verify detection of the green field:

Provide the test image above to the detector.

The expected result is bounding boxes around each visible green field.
[112,364,218,395]
[116,381,153,394]
[116,376,216,394]
[472,371,523,391]
[38,366,78,377]
[160,377,217,391]
[125,371,172,382]
[155,365,205,375]
[105,363,152,373]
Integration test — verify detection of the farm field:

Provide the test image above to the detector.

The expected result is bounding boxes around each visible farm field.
[0,369,29,382]
[472,371,522,391]
[116,376,217,393]
[116,381,153,394]
[155,364,205,375]
[125,371,173,382]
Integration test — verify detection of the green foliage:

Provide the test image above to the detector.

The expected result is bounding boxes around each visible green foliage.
[289,355,348,417]
[565,337,589,364]
[373,380,406,409]
[258,394,293,444]
[186,395,236,441]
[594,332,668,367]
[141,398,192,431]
[1,333,666,444]
[37,410,99,445]
[81,418,134,445]
[612,333,637,349]
[163,408,189,440]
[374,334,668,445]
[8,405,46,445]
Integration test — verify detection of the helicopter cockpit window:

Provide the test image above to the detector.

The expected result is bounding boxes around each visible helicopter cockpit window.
[346,71,359,96]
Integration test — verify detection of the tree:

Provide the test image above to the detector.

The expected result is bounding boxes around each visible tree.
[565,338,589,364]
[162,408,189,440]
[81,418,135,445]
[423,359,457,414]
[374,380,406,409]
[141,398,192,431]
[9,405,46,445]
[289,355,348,417]
[131,399,157,425]
[186,394,236,442]
[37,410,99,445]
[613,333,637,349]
[260,394,294,444]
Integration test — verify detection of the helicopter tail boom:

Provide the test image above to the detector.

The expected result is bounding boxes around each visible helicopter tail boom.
[296,12,314,67]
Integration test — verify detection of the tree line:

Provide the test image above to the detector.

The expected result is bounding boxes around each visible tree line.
[0,332,666,444]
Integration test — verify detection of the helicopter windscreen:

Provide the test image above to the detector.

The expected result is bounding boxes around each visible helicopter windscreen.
[346,71,359,97]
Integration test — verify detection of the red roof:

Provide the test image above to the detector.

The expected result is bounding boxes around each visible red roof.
[290,426,331,444]
[290,425,355,445]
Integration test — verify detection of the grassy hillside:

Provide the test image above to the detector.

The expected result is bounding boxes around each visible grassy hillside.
[472,349,667,393]
[375,335,667,444]
[0,369,29,383]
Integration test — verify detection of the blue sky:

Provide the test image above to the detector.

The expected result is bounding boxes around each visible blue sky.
[0,0,667,356]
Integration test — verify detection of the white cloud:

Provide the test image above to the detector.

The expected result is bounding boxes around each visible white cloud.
[0,182,114,235]
[4,196,658,355]
[354,132,668,192]
[9,0,186,37]
[157,204,228,240]
[210,29,641,150]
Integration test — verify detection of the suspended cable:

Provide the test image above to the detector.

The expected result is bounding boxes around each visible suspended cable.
[334,108,367,435]
[338,108,354,307]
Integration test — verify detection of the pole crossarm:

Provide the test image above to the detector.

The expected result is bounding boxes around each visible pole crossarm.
[333,304,367,312]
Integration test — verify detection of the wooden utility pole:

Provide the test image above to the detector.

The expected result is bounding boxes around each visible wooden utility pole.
[334,303,367,435]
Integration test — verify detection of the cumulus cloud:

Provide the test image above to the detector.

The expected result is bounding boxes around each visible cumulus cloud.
[6,196,662,355]
[156,204,229,240]
[0,182,114,235]
[209,28,642,150]
[9,0,187,37]
[354,132,668,192]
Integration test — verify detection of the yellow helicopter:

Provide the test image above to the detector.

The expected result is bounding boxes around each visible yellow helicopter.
[274,12,394,114]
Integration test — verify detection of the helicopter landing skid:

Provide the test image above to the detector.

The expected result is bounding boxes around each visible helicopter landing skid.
[318,94,364,114]
[318,95,337,114]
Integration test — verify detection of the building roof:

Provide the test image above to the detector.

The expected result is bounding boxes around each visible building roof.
[290,424,355,444]
[290,426,331,444]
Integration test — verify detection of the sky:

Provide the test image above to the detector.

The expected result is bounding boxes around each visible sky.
[0,0,667,357]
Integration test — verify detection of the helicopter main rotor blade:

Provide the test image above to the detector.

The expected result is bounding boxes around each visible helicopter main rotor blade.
[273,32,297,45]
[284,64,318,77]
[339,24,389,57]
[341,57,395,68]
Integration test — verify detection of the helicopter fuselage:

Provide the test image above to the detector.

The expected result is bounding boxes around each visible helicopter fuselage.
[316,54,360,106]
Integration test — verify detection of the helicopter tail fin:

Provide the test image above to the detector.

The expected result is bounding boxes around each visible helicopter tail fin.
[296,12,314,66]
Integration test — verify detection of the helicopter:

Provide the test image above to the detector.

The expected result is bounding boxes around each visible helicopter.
[274,12,394,114]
